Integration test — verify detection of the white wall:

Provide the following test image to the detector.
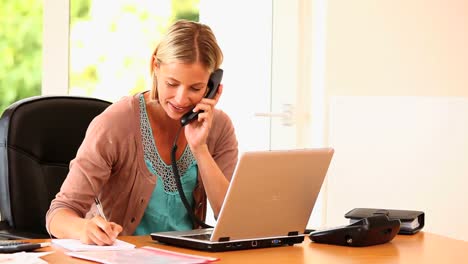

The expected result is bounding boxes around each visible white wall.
[327,96,468,241]
[323,0,468,241]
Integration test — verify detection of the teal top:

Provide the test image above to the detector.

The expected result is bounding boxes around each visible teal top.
[134,94,198,235]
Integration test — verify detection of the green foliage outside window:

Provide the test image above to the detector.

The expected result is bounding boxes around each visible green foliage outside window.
[70,0,200,102]
[0,0,42,114]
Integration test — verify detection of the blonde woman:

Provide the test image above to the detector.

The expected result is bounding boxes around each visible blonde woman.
[46,20,238,245]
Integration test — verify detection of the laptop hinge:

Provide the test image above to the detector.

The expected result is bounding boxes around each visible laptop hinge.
[288,231,299,236]
[218,237,230,242]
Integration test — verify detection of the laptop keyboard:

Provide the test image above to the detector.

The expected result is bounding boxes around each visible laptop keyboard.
[182,233,212,241]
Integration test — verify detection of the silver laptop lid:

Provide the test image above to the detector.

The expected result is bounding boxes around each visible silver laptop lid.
[211,148,334,241]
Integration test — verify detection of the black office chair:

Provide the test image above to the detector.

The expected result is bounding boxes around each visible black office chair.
[0,95,111,239]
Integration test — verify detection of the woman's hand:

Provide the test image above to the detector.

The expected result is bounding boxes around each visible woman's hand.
[185,84,223,152]
[79,215,123,245]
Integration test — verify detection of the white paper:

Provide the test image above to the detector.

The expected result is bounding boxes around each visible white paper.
[52,239,135,252]
[0,251,52,264]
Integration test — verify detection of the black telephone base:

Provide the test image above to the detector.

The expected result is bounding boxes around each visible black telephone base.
[309,215,400,247]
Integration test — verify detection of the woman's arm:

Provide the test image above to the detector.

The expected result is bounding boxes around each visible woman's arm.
[49,208,122,245]
[185,86,239,218]
[191,144,230,217]
[46,100,134,243]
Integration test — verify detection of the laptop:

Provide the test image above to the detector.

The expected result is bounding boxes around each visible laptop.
[151,148,334,252]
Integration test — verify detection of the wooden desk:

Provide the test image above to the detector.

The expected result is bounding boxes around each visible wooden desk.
[29,232,468,263]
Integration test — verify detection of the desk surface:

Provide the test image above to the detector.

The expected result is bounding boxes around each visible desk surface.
[29,232,468,263]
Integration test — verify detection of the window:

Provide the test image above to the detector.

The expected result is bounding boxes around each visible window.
[69,0,199,102]
[0,0,42,113]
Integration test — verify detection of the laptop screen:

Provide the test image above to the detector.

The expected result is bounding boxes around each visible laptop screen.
[211,148,334,241]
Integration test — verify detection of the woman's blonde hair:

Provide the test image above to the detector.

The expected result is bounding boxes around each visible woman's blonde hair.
[150,20,223,100]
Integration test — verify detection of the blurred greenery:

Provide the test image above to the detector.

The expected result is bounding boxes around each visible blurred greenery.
[71,0,92,20]
[70,0,200,101]
[0,0,199,114]
[172,0,199,21]
[0,0,43,114]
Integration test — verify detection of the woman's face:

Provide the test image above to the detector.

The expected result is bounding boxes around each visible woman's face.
[155,62,210,121]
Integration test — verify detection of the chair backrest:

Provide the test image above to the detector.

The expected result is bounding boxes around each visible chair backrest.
[0,95,111,238]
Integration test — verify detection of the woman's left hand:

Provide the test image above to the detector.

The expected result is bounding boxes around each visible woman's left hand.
[184,84,223,152]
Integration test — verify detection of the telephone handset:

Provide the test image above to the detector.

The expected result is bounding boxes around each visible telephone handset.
[171,69,223,228]
[180,69,223,126]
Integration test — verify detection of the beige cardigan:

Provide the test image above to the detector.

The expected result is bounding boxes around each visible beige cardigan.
[46,92,238,235]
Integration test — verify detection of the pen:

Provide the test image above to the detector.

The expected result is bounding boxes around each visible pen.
[94,197,108,222]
